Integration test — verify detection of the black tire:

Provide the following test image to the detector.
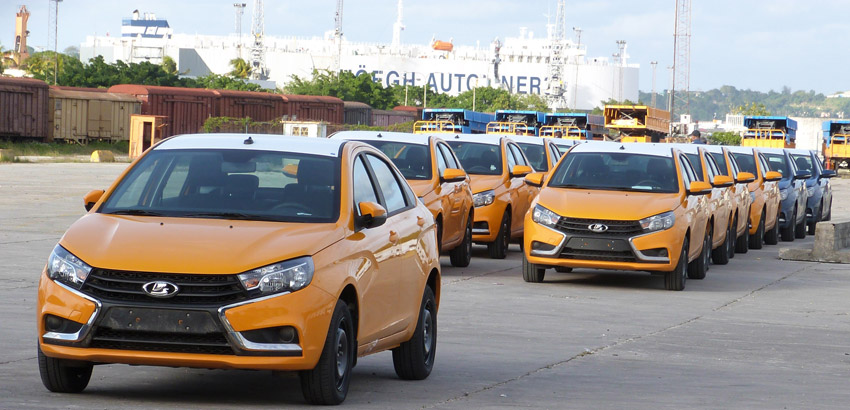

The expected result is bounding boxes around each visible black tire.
[823,201,832,221]
[735,216,749,254]
[300,299,355,405]
[554,266,573,273]
[487,211,510,259]
[522,253,546,282]
[780,207,795,242]
[749,212,765,250]
[728,217,737,260]
[38,344,92,393]
[665,239,688,291]
[449,215,473,267]
[435,218,443,253]
[712,223,731,265]
[808,204,821,235]
[794,209,807,239]
[688,230,709,280]
[392,286,437,380]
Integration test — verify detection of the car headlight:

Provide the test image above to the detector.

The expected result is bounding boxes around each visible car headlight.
[532,204,560,228]
[238,257,314,296]
[806,187,815,197]
[472,190,496,207]
[780,188,788,200]
[639,211,675,232]
[47,245,92,290]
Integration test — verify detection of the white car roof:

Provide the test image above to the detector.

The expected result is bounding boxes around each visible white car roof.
[331,130,431,146]
[756,147,789,155]
[786,148,814,155]
[724,145,756,154]
[443,133,506,146]
[508,135,546,146]
[664,143,702,154]
[156,134,346,157]
[569,141,674,157]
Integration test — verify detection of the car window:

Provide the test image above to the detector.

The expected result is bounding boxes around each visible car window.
[100,149,340,223]
[684,153,704,181]
[727,152,741,176]
[758,153,772,179]
[710,152,728,175]
[438,143,459,169]
[435,145,447,175]
[548,152,679,193]
[731,152,756,175]
[679,156,694,190]
[518,143,547,172]
[791,154,813,174]
[366,154,409,214]
[446,141,503,175]
[763,153,788,179]
[506,144,518,170]
[353,156,379,209]
[550,144,562,164]
[704,153,720,181]
[358,140,431,180]
[509,144,529,167]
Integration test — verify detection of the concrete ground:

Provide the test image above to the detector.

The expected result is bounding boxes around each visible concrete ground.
[1,163,849,409]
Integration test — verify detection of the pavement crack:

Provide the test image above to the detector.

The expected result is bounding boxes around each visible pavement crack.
[712,264,811,312]
[443,265,520,285]
[0,357,34,366]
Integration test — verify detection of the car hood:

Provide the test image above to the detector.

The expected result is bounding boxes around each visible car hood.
[59,213,345,274]
[537,188,682,220]
[469,174,506,194]
[407,179,436,197]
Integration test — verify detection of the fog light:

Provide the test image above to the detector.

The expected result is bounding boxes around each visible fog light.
[240,326,299,344]
[641,248,668,257]
[44,314,83,334]
[279,327,296,343]
[531,241,556,252]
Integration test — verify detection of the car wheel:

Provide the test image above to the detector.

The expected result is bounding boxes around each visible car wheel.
[735,216,749,254]
[794,208,807,239]
[300,299,355,405]
[712,223,731,265]
[688,230,709,280]
[823,200,832,221]
[807,203,821,235]
[435,218,443,253]
[727,217,737,260]
[392,286,437,380]
[522,253,546,282]
[487,211,510,259]
[38,344,92,393]
[665,239,688,291]
[449,216,473,267]
[749,212,764,250]
[554,266,573,273]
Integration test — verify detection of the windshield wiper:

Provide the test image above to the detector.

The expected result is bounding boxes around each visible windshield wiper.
[181,212,276,221]
[106,209,166,216]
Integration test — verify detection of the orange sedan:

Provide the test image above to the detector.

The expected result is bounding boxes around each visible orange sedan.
[37,134,441,405]
[332,131,475,266]
[726,146,783,249]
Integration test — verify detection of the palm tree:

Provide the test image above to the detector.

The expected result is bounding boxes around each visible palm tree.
[229,58,251,79]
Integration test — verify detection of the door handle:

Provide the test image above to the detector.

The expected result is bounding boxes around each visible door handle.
[389,231,399,243]
[417,216,426,227]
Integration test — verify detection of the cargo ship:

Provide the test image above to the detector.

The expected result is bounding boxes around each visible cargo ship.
[79,3,640,111]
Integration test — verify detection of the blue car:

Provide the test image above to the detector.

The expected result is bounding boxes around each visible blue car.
[760,148,811,241]
[788,149,837,234]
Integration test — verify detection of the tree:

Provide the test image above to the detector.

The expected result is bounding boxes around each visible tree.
[63,46,80,59]
[161,56,178,76]
[229,58,251,79]
[733,102,770,116]
[708,131,742,146]
[190,73,265,91]
[285,70,399,109]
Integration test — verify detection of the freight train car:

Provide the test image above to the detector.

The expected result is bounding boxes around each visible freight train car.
[107,84,218,138]
[604,105,670,142]
[343,101,373,125]
[48,87,141,142]
[0,77,49,140]
[214,89,287,122]
[371,109,416,127]
[283,95,344,124]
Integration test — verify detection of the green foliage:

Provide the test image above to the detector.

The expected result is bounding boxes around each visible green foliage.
[229,58,251,79]
[161,56,178,76]
[285,70,398,109]
[190,74,265,91]
[732,102,770,116]
[708,131,742,146]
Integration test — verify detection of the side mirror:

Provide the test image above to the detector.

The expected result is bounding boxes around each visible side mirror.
[764,171,782,182]
[735,171,756,184]
[83,190,105,211]
[511,165,533,178]
[687,181,713,196]
[441,168,467,183]
[356,201,387,229]
[820,170,837,179]
[711,175,734,188]
[794,170,812,180]
[524,172,545,187]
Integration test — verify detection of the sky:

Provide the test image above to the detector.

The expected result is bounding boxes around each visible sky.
[3,0,848,95]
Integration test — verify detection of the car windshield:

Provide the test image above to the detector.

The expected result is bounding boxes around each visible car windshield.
[764,153,790,179]
[710,152,729,176]
[548,152,679,193]
[446,141,502,175]
[731,152,756,175]
[99,149,340,223]
[684,153,704,181]
[358,140,431,180]
[790,154,813,174]
[518,143,548,172]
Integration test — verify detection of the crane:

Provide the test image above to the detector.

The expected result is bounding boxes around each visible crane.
[333,0,344,74]
[671,0,691,126]
[250,0,268,80]
[544,0,567,110]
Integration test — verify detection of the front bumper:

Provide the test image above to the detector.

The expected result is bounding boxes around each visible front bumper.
[37,270,336,371]
[471,202,506,243]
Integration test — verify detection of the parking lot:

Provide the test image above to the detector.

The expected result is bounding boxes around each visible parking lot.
[2,162,849,409]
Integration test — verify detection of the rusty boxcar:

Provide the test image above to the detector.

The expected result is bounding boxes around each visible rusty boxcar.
[371,109,416,127]
[214,89,287,122]
[283,94,344,124]
[107,84,218,138]
[343,101,373,125]
[48,87,141,142]
[0,77,49,140]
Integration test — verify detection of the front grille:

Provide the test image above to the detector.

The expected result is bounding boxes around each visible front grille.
[90,328,234,355]
[555,217,643,236]
[82,269,248,306]
[559,248,638,262]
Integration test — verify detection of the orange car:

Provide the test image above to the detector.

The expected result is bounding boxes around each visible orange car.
[509,134,568,173]
[445,134,536,259]
[332,131,475,266]
[523,142,713,290]
[726,146,783,249]
[703,145,756,254]
[37,134,441,405]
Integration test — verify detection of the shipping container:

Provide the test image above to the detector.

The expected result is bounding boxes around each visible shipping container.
[371,109,416,127]
[343,101,373,125]
[214,89,287,122]
[393,105,423,118]
[107,84,218,137]
[0,77,49,140]
[48,88,141,142]
[283,95,344,124]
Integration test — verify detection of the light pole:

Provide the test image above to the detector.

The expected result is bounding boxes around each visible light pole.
[234,3,246,59]
[650,61,658,108]
[48,0,63,85]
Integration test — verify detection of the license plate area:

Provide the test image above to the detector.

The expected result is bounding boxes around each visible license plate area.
[100,307,220,334]
[566,237,631,252]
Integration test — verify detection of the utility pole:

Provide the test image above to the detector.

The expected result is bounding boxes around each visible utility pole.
[615,40,626,102]
[572,27,582,109]
[48,0,63,85]
[672,0,692,122]
[334,0,344,74]
[234,3,246,59]
[650,61,658,108]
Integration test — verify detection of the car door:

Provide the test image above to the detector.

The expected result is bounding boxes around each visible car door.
[815,154,832,212]
[703,151,731,233]
[757,152,780,226]
[437,142,467,244]
[506,142,533,235]
[679,154,708,261]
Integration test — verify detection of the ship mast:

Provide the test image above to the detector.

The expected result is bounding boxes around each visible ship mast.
[250,0,268,80]
[391,0,405,53]
[545,0,567,110]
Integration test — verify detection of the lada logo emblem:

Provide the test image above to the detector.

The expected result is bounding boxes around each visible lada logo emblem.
[588,223,608,233]
[142,281,180,298]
